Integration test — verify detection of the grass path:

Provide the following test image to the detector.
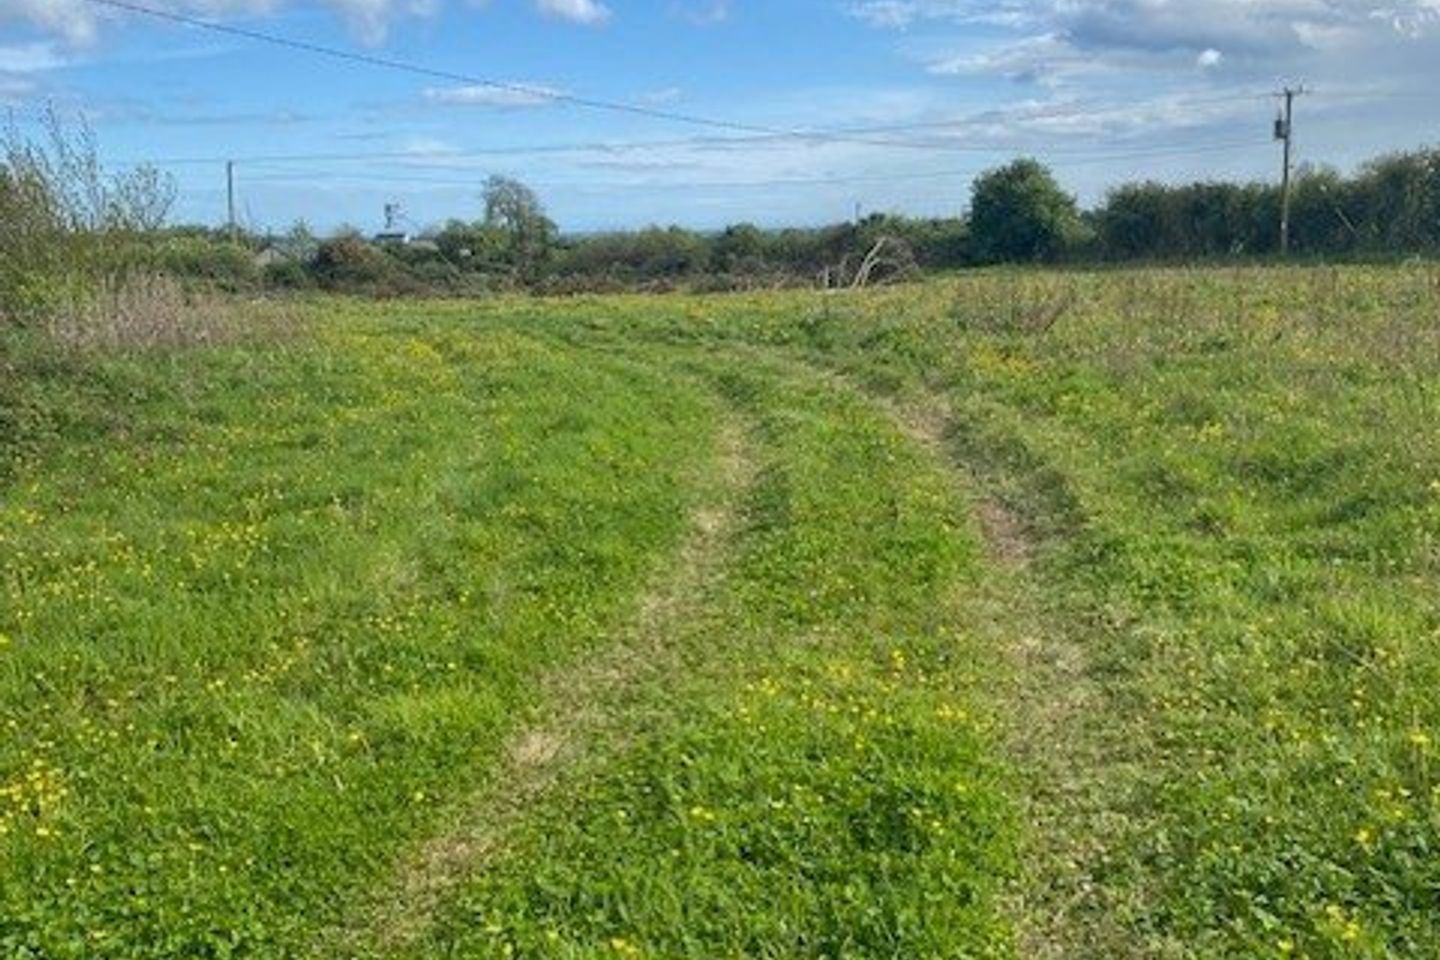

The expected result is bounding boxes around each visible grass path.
[710,344,1136,957]
[870,388,1138,959]
[335,413,757,957]
[512,268,1440,955]
[382,347,1019,958]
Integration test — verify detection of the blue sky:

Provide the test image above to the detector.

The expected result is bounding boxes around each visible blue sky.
[3,0,1439,233]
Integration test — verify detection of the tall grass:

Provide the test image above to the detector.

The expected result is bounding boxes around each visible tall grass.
[0,108,177,333]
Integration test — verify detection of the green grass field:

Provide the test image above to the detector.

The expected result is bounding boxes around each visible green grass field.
[2,264,1438,958]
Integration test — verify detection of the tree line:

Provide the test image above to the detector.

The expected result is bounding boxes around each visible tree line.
[5,110,1440,322]
[257,147,1440,295]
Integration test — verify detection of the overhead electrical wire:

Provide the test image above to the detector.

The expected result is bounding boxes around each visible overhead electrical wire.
[84,0,1288,164]
[237,138,1272,192]
[118,88,1287,168]
[129,119,1270,168]
[81,0,778,135]
[80,0,1017,153]
[73,0,1349,228]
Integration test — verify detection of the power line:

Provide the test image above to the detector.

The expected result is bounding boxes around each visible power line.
[125,126,1264,169]
[83,0,1294,161]
[95,85,1432,174]
[79,0,763,135]
[235,138,1271,192]
[79,0,991,153]
[112,87,1289,168]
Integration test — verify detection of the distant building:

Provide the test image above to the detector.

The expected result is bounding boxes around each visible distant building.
[373,231,412,245]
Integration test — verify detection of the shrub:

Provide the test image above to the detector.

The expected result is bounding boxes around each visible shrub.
[0,108,177,327]
[312,232,413,294]
[153,236,260,291]
[262,259,312,290]
[969,158,1087,264]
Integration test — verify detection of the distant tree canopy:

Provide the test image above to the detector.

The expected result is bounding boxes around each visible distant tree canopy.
[16,123,1440,307]
[1094,180,1277,259]
[1089,149,1440,260]
[969,158,1086,264]
[482,175,556,279]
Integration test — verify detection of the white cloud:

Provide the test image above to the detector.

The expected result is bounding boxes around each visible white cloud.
[0,40,67,72]
[0,0,613,47]
[0,39,67,105]
[397,135,460,156]
[639,86,683,104]
[423,82,564,107]
[670,0,730,25]
[0,73,37,104]
[849,1,1440,57]
[850,0,1440,90]
[848,1,1035,30]
[927,31,1109,85]
[0,0,101,45]
[534,0,610,25]
[0,0,440,46]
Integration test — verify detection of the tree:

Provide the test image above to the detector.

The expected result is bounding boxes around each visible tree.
[434,218,508,269]
[713,222,766,273]
[1354,149,1440,252]
[969,158,1084,264]
[109,164,176,233]
[482,175,556,279]
[312,227,398,291]
[1095,181,1169,260]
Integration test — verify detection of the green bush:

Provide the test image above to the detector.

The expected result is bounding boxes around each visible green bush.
[312,232,415,294]
[1,110,178,328]
[153,237,260,291]
[261,259,311,290]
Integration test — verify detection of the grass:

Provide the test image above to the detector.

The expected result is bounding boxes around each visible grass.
[404,359,1015,959]
[480,264,1440,957]
[0,316,721,957]
[3,263,1440,958]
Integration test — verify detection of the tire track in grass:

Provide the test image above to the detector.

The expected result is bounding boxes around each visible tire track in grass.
[467,329,1135,956]
[401,353,1019,959]
[808,372,1136,958]
[735,344,1135,957]
[878,392,1133,958]
[328,408,756,959]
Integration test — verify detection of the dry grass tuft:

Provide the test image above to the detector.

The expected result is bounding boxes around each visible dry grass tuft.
[44,272,299,351]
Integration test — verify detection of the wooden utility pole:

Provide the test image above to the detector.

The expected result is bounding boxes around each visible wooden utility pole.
[1275,86,1305,256]
[226,160,237,242]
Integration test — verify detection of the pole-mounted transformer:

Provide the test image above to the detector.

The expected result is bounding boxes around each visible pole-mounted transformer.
[1274,86,1305,257]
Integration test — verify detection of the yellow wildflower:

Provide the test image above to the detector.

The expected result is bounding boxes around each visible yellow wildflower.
[609,936,640,957]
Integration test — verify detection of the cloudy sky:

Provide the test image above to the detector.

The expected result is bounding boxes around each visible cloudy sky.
[2,0,1438,232]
